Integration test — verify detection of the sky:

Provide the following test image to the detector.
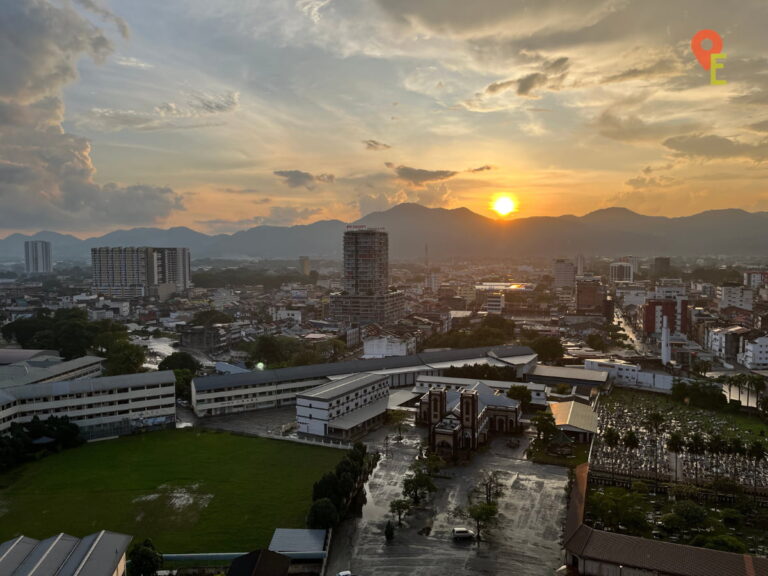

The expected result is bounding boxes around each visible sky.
[1,0,768,237]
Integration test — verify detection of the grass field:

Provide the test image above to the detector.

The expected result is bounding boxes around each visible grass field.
[0,429,343,553]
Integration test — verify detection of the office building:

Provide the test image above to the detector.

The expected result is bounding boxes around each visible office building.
[91,247,191,298]
[553,259,576,290]
[486,291,505,315]
[299,256,311,276]
[576,254,586,276]
[619,255,640,275]
[609,262,634,283]
[330,227,404,324]
[24,240,52,274]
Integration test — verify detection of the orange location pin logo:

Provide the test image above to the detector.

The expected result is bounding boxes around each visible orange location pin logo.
[691,29,723,70]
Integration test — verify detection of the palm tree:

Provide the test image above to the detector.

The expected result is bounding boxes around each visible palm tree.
[707,433,726,483]
[750,375,766,412]
[645,411,665,487]
[603,427,620,483]
[623,429,640,487]
[666,432,685,483]
[748,440,766,496]
[687,432,706,485]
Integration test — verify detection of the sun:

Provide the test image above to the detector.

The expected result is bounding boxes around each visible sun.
[492,195,516,217]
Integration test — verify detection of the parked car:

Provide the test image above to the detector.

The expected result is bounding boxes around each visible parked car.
[336,571,353,576]
[451,527,476,540]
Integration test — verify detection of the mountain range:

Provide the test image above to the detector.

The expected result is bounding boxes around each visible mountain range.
[1,204,767,261]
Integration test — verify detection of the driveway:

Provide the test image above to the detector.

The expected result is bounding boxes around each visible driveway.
[327,430,569,576]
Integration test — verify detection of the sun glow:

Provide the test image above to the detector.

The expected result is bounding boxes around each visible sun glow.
[492,195,517,217]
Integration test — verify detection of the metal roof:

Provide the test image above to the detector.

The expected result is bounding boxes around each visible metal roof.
[328,396,389,430]
[194,345,536,393]
[532,364,608,383]
[268,528,326,555]
[4,370,176,401]
[549,401,598,434]
[0,531,132,576]
[297,372,386,401]
[0,356,104,389]
[0,349,58,366]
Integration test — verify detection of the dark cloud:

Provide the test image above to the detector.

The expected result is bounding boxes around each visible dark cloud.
[0,0,184,231]
[663,134,768,161]
[625,175,675,189]
[596,111,701,142]
[188,90,240,114]
[73,0,129,39]
[363,139,392,151]
[748,120,768,133]
[274,170,335,189]
[602,59,681,83]
[481,57,569,100]
[385,163,457,185]
[469,165,493,172]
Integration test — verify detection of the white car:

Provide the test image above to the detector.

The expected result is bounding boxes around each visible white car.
[451,527,476,540]
[337,571,353,576]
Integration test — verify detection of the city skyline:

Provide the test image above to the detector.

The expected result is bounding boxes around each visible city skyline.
[2,1,767,237]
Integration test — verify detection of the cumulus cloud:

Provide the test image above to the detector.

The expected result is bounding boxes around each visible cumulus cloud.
[385,163,457,185]
[273,170,336,189]
[363,139,392,151]
[0,0,184,231]
[663,134,768,162]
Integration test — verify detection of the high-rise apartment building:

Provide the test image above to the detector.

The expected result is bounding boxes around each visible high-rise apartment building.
[576,254,586,276]
[299,256,311,276]
[553,259,576,290]
[24,240,52,274]
[610,262,634,283]
[91,247,191,298]
[330,227,404,324]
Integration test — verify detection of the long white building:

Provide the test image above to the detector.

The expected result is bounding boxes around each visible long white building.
[738,335,768,369]
[0,371,176,439]
[296,373,389,441]
[192,345,538,418]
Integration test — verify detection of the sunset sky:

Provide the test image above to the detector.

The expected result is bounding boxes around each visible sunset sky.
[2,0,768,236]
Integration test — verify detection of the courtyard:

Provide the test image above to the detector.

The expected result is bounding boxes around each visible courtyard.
[326,425,569,576]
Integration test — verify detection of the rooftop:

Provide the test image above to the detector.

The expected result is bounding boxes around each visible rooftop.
[531,364,608,383]
[549,401,598,434]
[297,372,386,401]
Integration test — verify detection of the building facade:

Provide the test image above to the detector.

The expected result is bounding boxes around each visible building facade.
[330,227,404,325]
[24,240,52,274]
[91,246,191,298]
[717,284,753,311]
[553,259,576,290]
[609,262,633,283]
[641,297,689,337]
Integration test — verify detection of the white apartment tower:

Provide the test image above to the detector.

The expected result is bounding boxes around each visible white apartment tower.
[24,240,52,274]
[91,247,191,298]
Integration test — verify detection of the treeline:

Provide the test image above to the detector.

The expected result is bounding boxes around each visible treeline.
[0,415,82,472]
[307,442,378,529]
[191,268,316,289]
[671,380,735,412]
[1,308,145,375]
[239,335,346,369]
[421,316,515,350]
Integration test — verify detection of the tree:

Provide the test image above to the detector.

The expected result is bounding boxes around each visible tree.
[622,429,640,485]
[191,310,233,326]
[313,472,343,510]
[103,341,146,376]
[673,500,707,529]
[481,471,504,505]
[687,432,707,485]
[389,499,411,526]
[158,351,200,372]
[603,427,621,483]
[507,385,532,412]
[172,369,194,401]
[388,410,410,439]
[666,432,685,483]
[385,519,395,542]
[528,336,564,363]
[531,412,558,443]
[586,334,608,352]
[402,471,436,505]
[467,502,499,541]
[127,538,162,576]
[307,498,339,529]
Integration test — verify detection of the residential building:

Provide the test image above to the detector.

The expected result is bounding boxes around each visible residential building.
[609,262,633,283]
[24,240,52,274]
[717,284,753,311]
[743,270,768,289]
[179,322,245,355]
[642,297,689,337]
[654,279,686,300]
[91,246,191,298]
[485,291,505,315]
[329,227,405,325]
[737,334,768,369]
[707,325,749,361]
[299,256,311,276]
[576,253,586,276]
[296,373,389,441]
[553,259,576,290]
[192,345,538,417]
[0,530,132,576]
[362,327,417,358]
[575,280,605,313]
[619,255,640,275]
[0,371,176,439]
[653,256,671,277]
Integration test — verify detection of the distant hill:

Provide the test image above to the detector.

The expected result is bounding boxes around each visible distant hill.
[2,204,768,261]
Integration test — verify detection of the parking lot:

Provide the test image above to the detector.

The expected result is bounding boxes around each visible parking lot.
[326,427,569,576]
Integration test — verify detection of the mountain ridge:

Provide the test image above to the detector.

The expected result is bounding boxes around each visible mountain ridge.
[2,204,768,260]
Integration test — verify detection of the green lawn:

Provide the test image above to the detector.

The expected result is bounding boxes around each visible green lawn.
[0,429,343,553]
